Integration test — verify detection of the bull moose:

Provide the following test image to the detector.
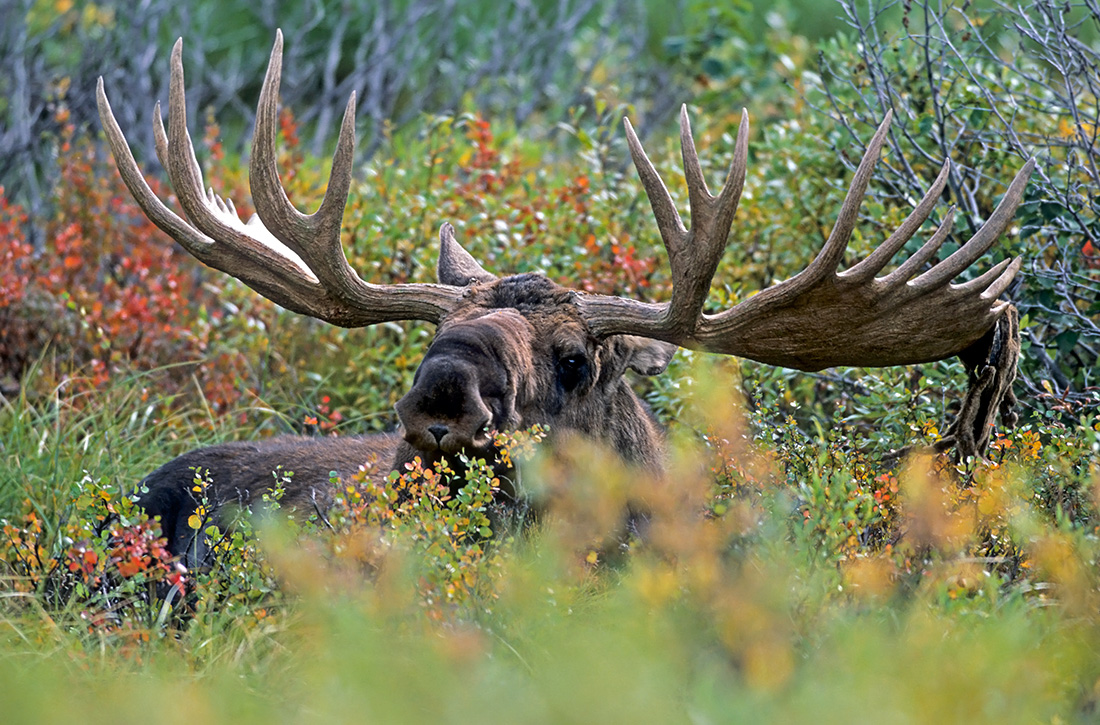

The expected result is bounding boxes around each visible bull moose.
[97,32,1031,560]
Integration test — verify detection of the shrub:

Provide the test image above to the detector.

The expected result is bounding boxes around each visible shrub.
[0,111,272,414]
[3,7,1100,718]
[806,0,1100,411]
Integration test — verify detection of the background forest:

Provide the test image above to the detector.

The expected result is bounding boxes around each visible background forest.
[2,0,1100,721]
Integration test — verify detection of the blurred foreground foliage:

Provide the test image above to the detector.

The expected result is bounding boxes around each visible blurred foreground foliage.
[2,362,1100,722]
[2,0,1100,721]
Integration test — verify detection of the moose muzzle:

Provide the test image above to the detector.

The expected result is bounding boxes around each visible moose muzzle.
[395,355,495,454]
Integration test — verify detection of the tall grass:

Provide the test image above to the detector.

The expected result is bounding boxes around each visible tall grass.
[2,360,1099,722]
[3,4,1100,718]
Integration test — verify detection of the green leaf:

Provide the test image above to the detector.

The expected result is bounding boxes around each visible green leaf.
[702,56,728,79]
[1040,202,1064,221]
[662,36,686,57]
[1055,329,1080,355]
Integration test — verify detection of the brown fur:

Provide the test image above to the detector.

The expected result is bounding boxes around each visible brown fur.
[935,304,1021,458]
[139,273,674,563]
[139,433,399,560]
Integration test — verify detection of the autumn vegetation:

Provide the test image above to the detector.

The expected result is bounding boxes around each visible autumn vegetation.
[1,1,1099,722]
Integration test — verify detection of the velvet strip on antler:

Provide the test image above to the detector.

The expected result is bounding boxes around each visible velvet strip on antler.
[936,304,1021,459]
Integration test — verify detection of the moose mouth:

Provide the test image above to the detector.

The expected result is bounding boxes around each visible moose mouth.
[399,426,522,503]
[393,324,516,461]
[401,420,496,457]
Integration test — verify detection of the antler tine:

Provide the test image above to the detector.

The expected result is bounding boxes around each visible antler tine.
[250,29,301,245]
[880,205,956,287]
[844,158,951,283]
[714,110,751,222]
[679,105,713,214]
[715,111,750,225]
[623,116,686,252]
[163,41,230,243]
[438,223,496,285]
[979,256,1022,300]
[251,32,352,250]
[955,256,1015,294]
[99,33,466,328]
[96,78,213,256]
[795,111,894,289]
[910,158,1035,292]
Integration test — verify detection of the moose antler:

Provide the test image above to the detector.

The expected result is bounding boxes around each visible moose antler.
[97,31,464,327]
[99,31,1030,460]
[578,108,1034,372]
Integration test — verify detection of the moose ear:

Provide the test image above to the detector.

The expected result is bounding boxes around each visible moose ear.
[437,223,497,286]
[620,336,677,376]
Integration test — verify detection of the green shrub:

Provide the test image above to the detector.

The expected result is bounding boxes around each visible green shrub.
[4,5,1100,719]
[805,0,1100,409]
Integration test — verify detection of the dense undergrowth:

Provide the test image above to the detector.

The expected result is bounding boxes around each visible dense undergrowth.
[2,359,1099,722]
[3,1,1100,722]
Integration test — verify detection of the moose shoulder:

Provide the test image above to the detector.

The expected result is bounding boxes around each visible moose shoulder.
[100,31,1032,560]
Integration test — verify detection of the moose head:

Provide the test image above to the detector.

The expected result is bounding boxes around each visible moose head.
[98,32,1032,560]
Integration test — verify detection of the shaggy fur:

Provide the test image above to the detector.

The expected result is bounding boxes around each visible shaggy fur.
[139,433,399,562]
[936,304,1021,458]
[139,272,675,563]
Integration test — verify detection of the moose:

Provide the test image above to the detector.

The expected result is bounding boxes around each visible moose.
[97,32,1032,560]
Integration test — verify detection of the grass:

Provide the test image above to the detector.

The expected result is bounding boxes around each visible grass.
[3,8,1100,716]
[2,358,1100,723]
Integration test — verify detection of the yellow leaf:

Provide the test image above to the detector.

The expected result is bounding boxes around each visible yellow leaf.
[187,514,202,530]
[977,491,998,516]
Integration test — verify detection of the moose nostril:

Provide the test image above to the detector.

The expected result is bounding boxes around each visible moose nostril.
[427,424,448,444]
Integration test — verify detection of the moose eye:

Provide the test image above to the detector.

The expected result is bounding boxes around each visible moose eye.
[556,352,589,392]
